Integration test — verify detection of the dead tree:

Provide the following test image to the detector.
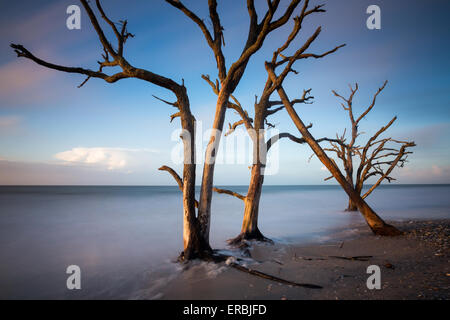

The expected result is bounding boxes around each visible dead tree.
[324,82,415,211]
[167,0,307,243]
[10,0,211,260]
[203,76,311,244]
[204,75,336,245]
[260,3,402,235]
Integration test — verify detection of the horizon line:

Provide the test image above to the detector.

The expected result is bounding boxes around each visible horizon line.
[1,183,449,187]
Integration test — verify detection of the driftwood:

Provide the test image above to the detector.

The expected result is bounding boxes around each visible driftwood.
[328,255,372,261]
[293,254,372,261]
[229,263,322,289]
[179,250,322,289]
[293,256,327,261]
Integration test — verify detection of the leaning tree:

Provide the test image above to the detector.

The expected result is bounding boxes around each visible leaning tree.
[259,6,403,235]
[324,82,416,211]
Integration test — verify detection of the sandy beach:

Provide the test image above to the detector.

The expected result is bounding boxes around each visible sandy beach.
[161,220,450,300]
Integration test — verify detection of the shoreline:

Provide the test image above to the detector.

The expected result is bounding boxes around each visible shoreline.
[160,219,450,300]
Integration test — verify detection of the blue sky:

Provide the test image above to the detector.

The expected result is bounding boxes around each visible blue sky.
[0,0,449,185]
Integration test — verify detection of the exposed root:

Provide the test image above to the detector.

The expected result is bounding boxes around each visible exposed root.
[227,228,273,247]
[329,255,372,261]
[293,255,372,262]
[178,249,228,263]
[178,237,216,262]
[176,250,322,289]
[229,262,322,289]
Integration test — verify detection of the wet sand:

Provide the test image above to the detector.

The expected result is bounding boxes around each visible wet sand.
[161,220,450,300]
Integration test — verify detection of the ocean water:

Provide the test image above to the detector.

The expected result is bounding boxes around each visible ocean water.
[0,184,449,299]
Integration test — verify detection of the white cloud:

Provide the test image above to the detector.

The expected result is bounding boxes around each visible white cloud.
[54,147,159,171]
[0,160,167,185]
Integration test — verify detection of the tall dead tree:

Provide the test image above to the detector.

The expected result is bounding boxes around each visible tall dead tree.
[324,82,415,211]
[203,75,322,245]
[167,0,306,243]
[259,3,403,235]
[11,0,210,260]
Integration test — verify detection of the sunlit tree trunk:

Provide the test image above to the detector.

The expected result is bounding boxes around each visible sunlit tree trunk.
[228,107,270,244]
[347,198,358,211]
[228,163,266,245]
[177,93,213,260]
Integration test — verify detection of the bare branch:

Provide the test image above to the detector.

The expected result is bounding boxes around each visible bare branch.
[266,106,284,116]
[213,187,246,201]
[356,80,388,124]
[266,124,336,151]
[10,44,128,84]
[159,165,199,207]
[246,0,258,30]
[152,95,179,109]
[202,74,254,131]
[170,112,181,123]
[266,132,305,150]
[268,22,345,89]
[159,165,183,190]
[269,88,314,108]
[165,0,214,48]
[269,0,304,31]
[225,120,245,136]
[80,0,117,57]
[167,0,226,79]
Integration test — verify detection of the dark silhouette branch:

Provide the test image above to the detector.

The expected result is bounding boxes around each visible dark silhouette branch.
[325,82,415,207]
[10,44,127,84]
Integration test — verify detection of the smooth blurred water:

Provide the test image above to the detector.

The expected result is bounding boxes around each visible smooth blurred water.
[0,184,449,299]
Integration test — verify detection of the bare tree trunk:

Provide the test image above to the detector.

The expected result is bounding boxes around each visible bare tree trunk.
[266,68,402,236]
[164,92,213,260]
[169,0,306,244]
[345,174,358,211]
[347,197,358,211]
[228,163,268,245]
[346,181,361,211]
[229,105,272,244]
[197,90,230,242]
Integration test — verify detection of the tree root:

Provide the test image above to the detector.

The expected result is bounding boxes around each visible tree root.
[293,255,372,262]
[177,251,322,289]
[328,255,372,261]
[227,229,273,247]
[228,262,322,289]
[178,249,227,263]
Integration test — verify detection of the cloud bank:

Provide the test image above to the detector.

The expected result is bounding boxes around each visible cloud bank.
[54,147,159,171]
